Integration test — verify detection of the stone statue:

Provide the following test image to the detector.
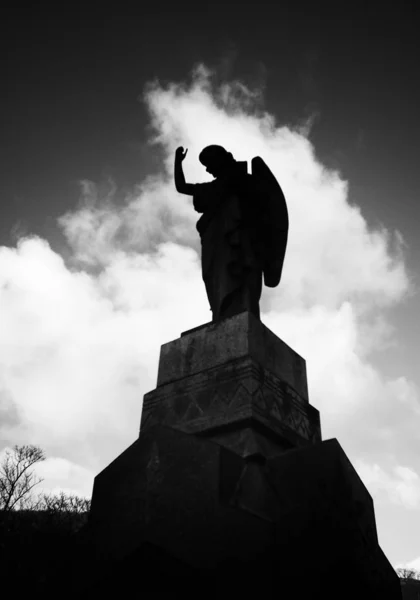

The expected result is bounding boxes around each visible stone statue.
[174,145,288,322]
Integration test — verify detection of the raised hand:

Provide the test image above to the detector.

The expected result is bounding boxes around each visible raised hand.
[175,146,188,163]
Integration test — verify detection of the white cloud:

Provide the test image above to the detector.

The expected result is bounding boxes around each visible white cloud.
[401,556,420,571]
[0,63,418,567]
[0,236,208,488]
[356,460,420,510]
[144,66,408,315]
[35,457,94,498]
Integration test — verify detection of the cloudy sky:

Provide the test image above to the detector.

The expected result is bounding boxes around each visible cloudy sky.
[2,1,420,569]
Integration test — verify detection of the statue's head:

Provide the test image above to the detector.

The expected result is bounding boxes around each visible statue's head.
[199,145,235,177]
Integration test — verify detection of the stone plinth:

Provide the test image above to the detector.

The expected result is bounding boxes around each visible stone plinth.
[157,311,309,401]
[141,312,320,459]
[79,312,401,598]
[84,426,401,598]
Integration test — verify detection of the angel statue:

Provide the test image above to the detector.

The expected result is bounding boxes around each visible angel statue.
[174,145,288,322]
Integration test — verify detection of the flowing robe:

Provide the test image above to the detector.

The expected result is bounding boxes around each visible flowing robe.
[192,162,264,322]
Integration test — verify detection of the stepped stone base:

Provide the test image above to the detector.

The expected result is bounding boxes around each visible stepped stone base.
[80,312,401,598]
[141,312,321,459]
[84,425,401,598]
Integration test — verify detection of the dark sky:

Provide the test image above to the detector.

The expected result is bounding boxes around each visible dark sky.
[2,0,420,259]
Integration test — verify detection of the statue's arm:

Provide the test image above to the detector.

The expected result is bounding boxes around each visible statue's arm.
[174,147,195,195]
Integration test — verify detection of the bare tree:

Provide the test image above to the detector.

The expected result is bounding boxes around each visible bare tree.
[0,443,91,534]
[34,490,91,532]
[39,490,90,513]
[396,567,420,580]
[0,445,45,511]
[0,448,91,593]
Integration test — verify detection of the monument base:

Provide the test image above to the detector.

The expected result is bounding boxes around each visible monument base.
[81,425,400,598]
[77,313,400,598]
[141,311,321,459]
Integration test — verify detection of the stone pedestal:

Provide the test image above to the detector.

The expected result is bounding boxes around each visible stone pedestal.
[82,312,401,598]
[141,312,321,458]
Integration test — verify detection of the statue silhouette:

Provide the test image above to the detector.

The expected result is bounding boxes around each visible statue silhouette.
[174,145,288,322]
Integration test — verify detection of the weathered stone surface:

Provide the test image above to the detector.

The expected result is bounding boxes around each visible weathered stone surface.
[157,311,309,402]
[83,313,400,597]
[142,355,321,458]
[86,426,401,598]
[142,312,318,459]
[88,425,273,568]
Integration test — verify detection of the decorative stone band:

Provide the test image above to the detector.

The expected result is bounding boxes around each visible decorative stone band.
[141,354,321,459]
[157,311,309,403]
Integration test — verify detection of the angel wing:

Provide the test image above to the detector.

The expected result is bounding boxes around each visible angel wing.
[251,156,289,288]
